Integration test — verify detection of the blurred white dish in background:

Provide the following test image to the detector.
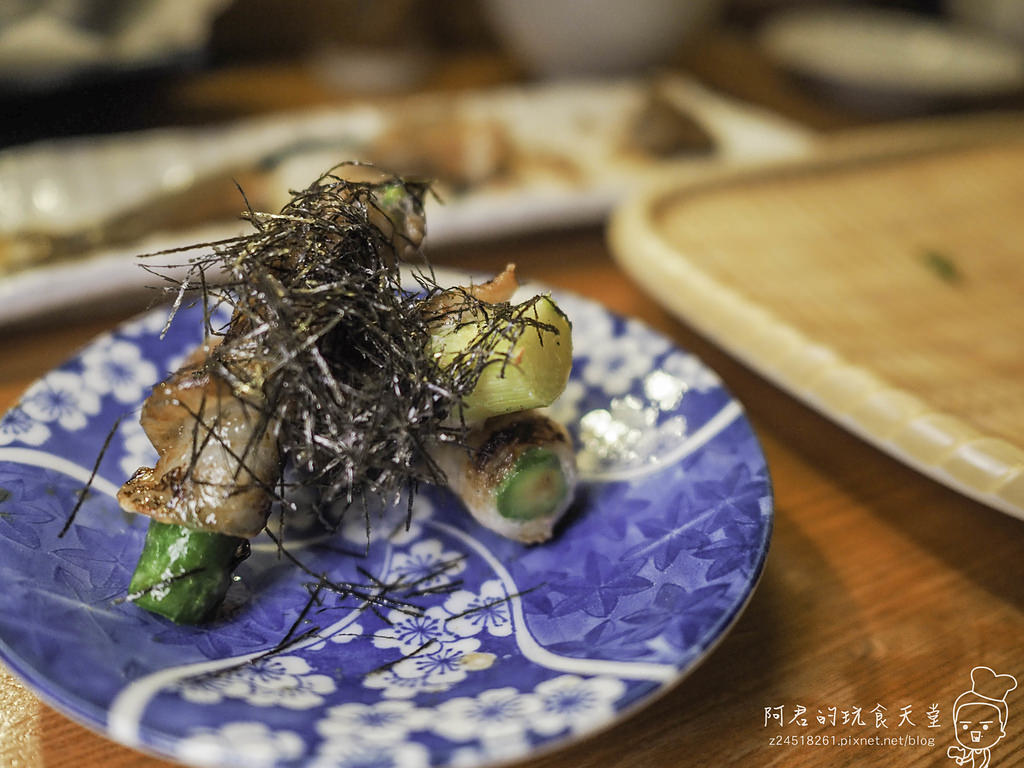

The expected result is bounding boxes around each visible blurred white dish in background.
[759,6,1024,114]
[482,0,722,77]
[0,75,813,326]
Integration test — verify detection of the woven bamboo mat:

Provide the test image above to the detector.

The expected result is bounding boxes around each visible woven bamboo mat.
[610,116,1024,520]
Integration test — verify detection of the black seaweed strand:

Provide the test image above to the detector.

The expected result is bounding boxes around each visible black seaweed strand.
[140,166,560,526]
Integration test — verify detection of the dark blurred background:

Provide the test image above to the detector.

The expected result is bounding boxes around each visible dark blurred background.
[5,0,1016,150]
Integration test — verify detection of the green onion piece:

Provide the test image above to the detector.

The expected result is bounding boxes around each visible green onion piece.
[434,296,573,423]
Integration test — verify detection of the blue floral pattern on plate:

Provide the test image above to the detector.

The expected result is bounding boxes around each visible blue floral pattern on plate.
[0,289,772,768]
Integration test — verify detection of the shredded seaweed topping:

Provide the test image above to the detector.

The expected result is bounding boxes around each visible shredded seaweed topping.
[141,164,559,527]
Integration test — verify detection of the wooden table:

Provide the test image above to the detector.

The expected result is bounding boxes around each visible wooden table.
[2,36,1023,768]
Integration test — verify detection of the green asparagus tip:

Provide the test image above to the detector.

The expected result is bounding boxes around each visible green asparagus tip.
[496,448,568,521]
[128,521,247,624]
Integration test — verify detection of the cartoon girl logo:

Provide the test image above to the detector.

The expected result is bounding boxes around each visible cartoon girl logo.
[947,666,1018,768]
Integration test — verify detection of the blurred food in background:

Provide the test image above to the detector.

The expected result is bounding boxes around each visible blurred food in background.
[0,71,811,278]
[2,0,1021,325]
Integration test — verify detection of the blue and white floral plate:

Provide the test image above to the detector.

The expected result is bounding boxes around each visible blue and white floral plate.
[0,287,773,768]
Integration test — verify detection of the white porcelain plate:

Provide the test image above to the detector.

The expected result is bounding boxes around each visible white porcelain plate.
[759,6,1024,112]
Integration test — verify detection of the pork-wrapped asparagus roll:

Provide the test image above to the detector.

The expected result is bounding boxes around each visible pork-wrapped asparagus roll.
[116,343,278,623]
[117,344,279,539]
[117,168,576,623]
[434,410,576,543]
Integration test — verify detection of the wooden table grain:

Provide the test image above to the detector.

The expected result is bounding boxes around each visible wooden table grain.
[2,35,1023,768]
[2,227,1022,768]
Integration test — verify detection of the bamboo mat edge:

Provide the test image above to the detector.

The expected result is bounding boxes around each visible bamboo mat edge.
[608,114,1024,521]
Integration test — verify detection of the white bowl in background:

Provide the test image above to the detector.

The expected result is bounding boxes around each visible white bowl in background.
[482,0,722,77]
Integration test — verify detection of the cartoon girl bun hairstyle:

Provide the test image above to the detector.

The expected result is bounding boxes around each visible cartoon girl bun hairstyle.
[954,666,1018,727]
